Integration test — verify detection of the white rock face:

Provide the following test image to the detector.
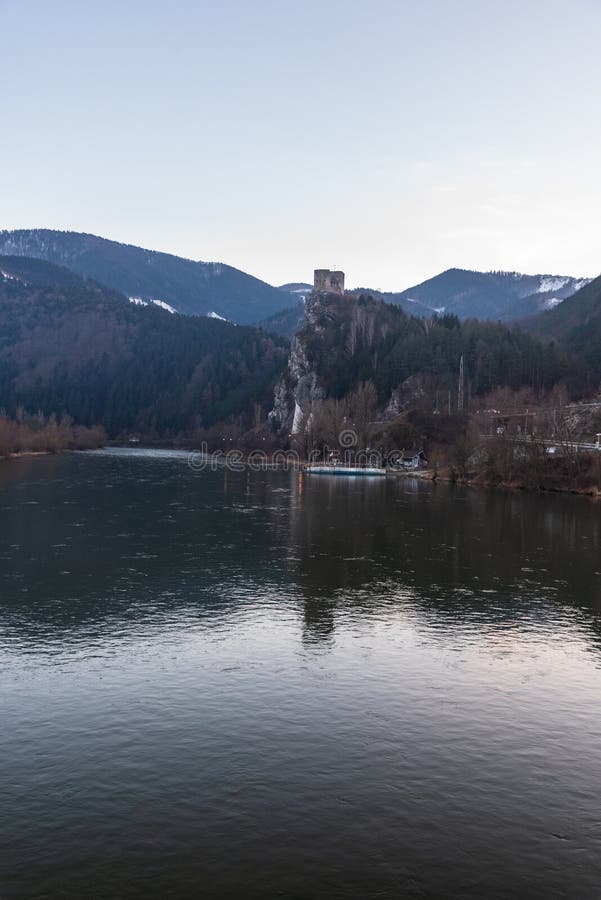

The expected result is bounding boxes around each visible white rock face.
[268,294,326,432]
[291,402,304,434]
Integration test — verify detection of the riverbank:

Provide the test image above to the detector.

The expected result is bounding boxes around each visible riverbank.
[0,450,52,461]
[0,416,105,460]
[317,461,601,497]
[1,445,106,462]
[466,474,601,498]
[69,441,601,499]
[434,465,601,497]
[386,464,601,497]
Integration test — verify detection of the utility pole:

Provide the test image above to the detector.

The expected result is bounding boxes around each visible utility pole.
[458,354,465,413]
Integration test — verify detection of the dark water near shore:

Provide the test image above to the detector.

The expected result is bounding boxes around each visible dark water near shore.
[1,449,600,898]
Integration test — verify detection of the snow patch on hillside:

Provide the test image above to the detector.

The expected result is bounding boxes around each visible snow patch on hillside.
[279,283,312,303]
[207,310,228,321]
[152,299,176,314]
[405,297,446,314]
[537,277,569,294]
[129,296,177,313]
[289,288,311,302]
[544,297,563,309]
[571,279,591,292]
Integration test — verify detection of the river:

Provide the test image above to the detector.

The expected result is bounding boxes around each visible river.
[1,448,600,898]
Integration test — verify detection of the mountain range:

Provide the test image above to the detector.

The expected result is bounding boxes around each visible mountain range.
[374,269,591,321]
[0,229,296,325]
[260,270,595,339]
[1,248,600,440]
[0,230,594,331]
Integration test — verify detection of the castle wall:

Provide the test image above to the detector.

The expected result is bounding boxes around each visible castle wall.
[314,269,345,294]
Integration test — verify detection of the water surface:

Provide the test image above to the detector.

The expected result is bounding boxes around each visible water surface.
[1,449,600,898]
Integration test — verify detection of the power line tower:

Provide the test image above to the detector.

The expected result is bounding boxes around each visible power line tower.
[457,354,465,413]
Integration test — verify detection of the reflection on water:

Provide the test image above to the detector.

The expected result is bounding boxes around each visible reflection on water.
[0,449,600,898]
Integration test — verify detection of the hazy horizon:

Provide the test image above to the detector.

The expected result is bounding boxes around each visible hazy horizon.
[2,0,600,290]
[2,225,597,294]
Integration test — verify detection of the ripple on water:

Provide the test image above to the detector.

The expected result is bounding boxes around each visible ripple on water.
[0,452,600,898]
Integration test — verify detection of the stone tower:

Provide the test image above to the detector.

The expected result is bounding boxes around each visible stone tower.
[314,269,345,295]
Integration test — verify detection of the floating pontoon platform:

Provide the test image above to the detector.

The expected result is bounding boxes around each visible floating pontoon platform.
[305,465,386,477]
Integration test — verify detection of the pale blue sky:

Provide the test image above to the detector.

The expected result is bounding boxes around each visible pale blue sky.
[1,0,600,289]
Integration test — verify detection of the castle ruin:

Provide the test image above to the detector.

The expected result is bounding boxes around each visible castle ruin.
[314,269,345,295]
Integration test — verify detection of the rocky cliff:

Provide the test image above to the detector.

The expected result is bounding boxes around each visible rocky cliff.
[268,291,329,433]
[268,286,568,436]
[268,288,405,433]
[267,288,457,433]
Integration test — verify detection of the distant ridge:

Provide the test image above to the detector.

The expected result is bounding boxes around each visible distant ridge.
[278,282,313,300]
[258,302,306,339]
[1,231,591,328]
[383,268,591,321]
[270,268,593,339]
[0,229,297,325]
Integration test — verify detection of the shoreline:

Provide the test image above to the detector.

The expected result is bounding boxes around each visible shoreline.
[304,464,601,498]
[0,445,104,462]
[310,464,601,498]
[1,450,55,462]
[3,444,600,499]
[428,475,601,500]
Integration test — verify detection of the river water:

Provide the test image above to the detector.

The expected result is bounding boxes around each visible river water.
[1,448,600,898]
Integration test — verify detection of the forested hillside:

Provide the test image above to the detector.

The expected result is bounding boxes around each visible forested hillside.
[1,256,595,449]
[0,230,296,324]
[523,273,601,392]
[303,292,566,402]
[258,301,305,338]
[0,256,287,436]
[269,290,575,437]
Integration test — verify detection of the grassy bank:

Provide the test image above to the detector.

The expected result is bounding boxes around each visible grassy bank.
[0,414,105,459]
